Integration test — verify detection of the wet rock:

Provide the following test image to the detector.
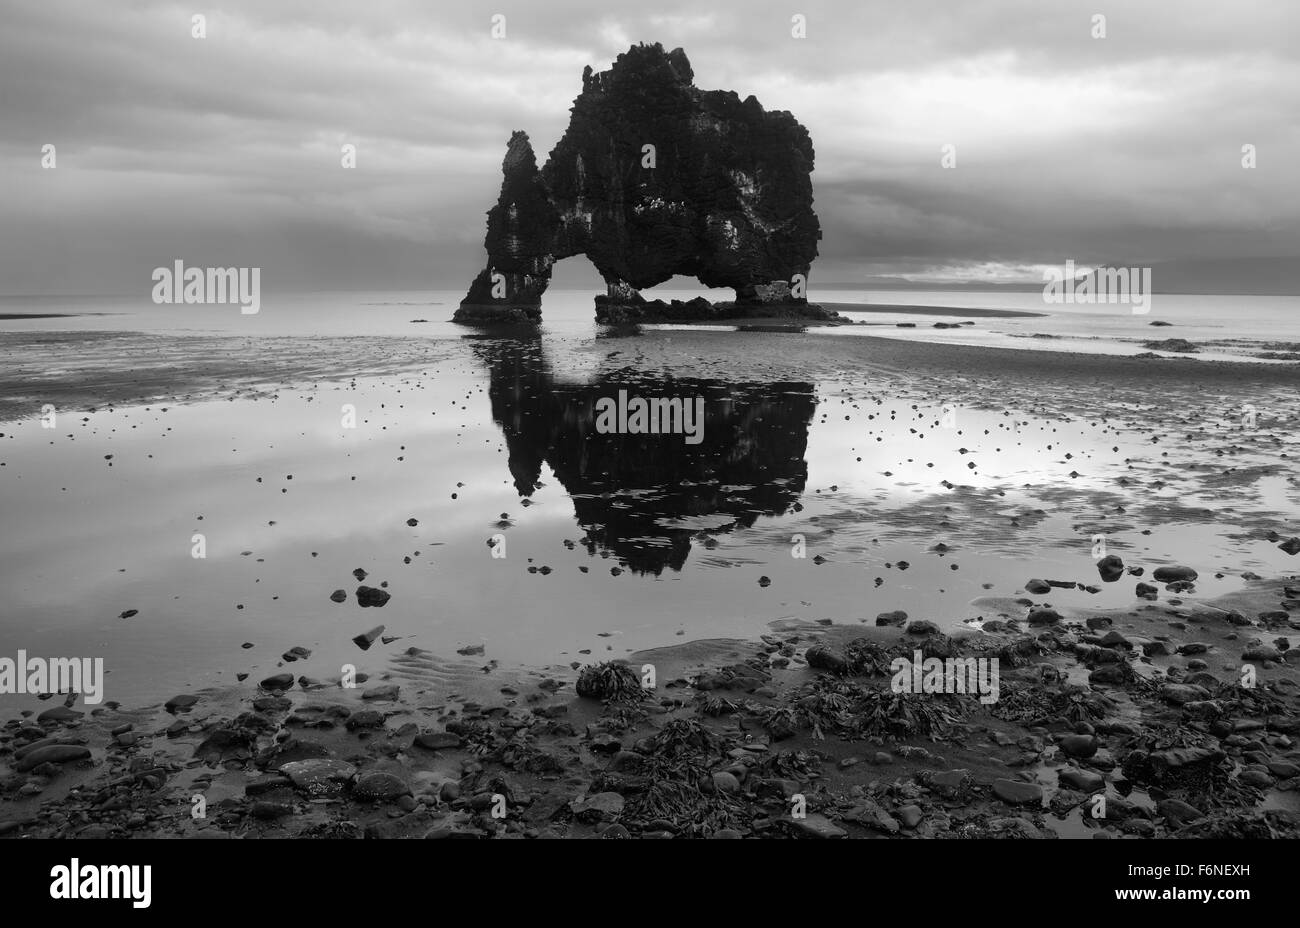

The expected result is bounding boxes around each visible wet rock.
[352,625,384,650]
[329,589,347,603]
[415,732,462,751]
[353,772,412,802]
[1096,555,1125,582]
[589,733,622,754]
[991,778,1043,806]
[1088,665,1129,686]
[281,646,311,662]
[260,673,295,690]
[1027,607,1062,626]
[758,778,801,800]
[845,800,899,834]
[36,705,83,724]
[278,759,357,796]
[876,610,908,626]
[356,586,390,608]
[905,619,940,635]
[570,792,624,823]
[1098,630,1132,649]
[164,694,199,712]
[1025,579,1052,594]
[929,769,971,795]
[1136,582,1159,600]
[345,709,385,731]
[1059,767,1104,792]
[1157,798,1204,826]
[1058,734,1098,759]
[1239,769,1274,788]
[711,771,741,794]
[805,644,849,674]
[15,744,91,772]
[1153,566,1198,583]
[1142,746,1224,780]
[1161,683,1210,705]
[1279,537,1300,556]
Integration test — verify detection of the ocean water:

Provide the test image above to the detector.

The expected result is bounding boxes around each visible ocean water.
[0,288,1297,708]
[821,289,1300,362]
[3,288,1299,363]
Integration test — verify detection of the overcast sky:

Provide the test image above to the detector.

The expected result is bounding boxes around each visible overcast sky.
[1,0,1296,294]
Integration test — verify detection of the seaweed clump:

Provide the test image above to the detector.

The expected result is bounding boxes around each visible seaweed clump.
[575,661,646,702]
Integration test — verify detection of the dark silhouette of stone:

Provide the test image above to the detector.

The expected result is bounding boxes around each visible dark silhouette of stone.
[473,337,814,574]
[456,43,827,324]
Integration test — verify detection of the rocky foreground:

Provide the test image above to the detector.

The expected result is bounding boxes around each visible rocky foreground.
[2,565,1298,839]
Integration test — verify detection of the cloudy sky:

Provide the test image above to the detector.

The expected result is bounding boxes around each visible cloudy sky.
[1,0,1296,295]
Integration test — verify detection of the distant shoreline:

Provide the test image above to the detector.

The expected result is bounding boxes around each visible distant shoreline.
[823,302,1045,318]
[0,312,121,320]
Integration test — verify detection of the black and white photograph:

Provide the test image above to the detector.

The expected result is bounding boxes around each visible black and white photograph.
[0,0,1296,905]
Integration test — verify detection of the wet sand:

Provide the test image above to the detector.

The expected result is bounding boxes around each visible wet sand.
[2,327,1298,838]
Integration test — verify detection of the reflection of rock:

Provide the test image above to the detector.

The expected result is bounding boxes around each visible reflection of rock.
[456,43,823,324]
[476,338,814,575]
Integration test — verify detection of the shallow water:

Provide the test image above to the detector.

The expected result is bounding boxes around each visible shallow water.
[2,297,1298,709]
[4,287,1298,362]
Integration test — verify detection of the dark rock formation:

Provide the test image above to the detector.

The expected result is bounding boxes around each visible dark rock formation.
[456,43,825,324]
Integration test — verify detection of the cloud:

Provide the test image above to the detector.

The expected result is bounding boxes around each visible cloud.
[0,0,1296,294]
